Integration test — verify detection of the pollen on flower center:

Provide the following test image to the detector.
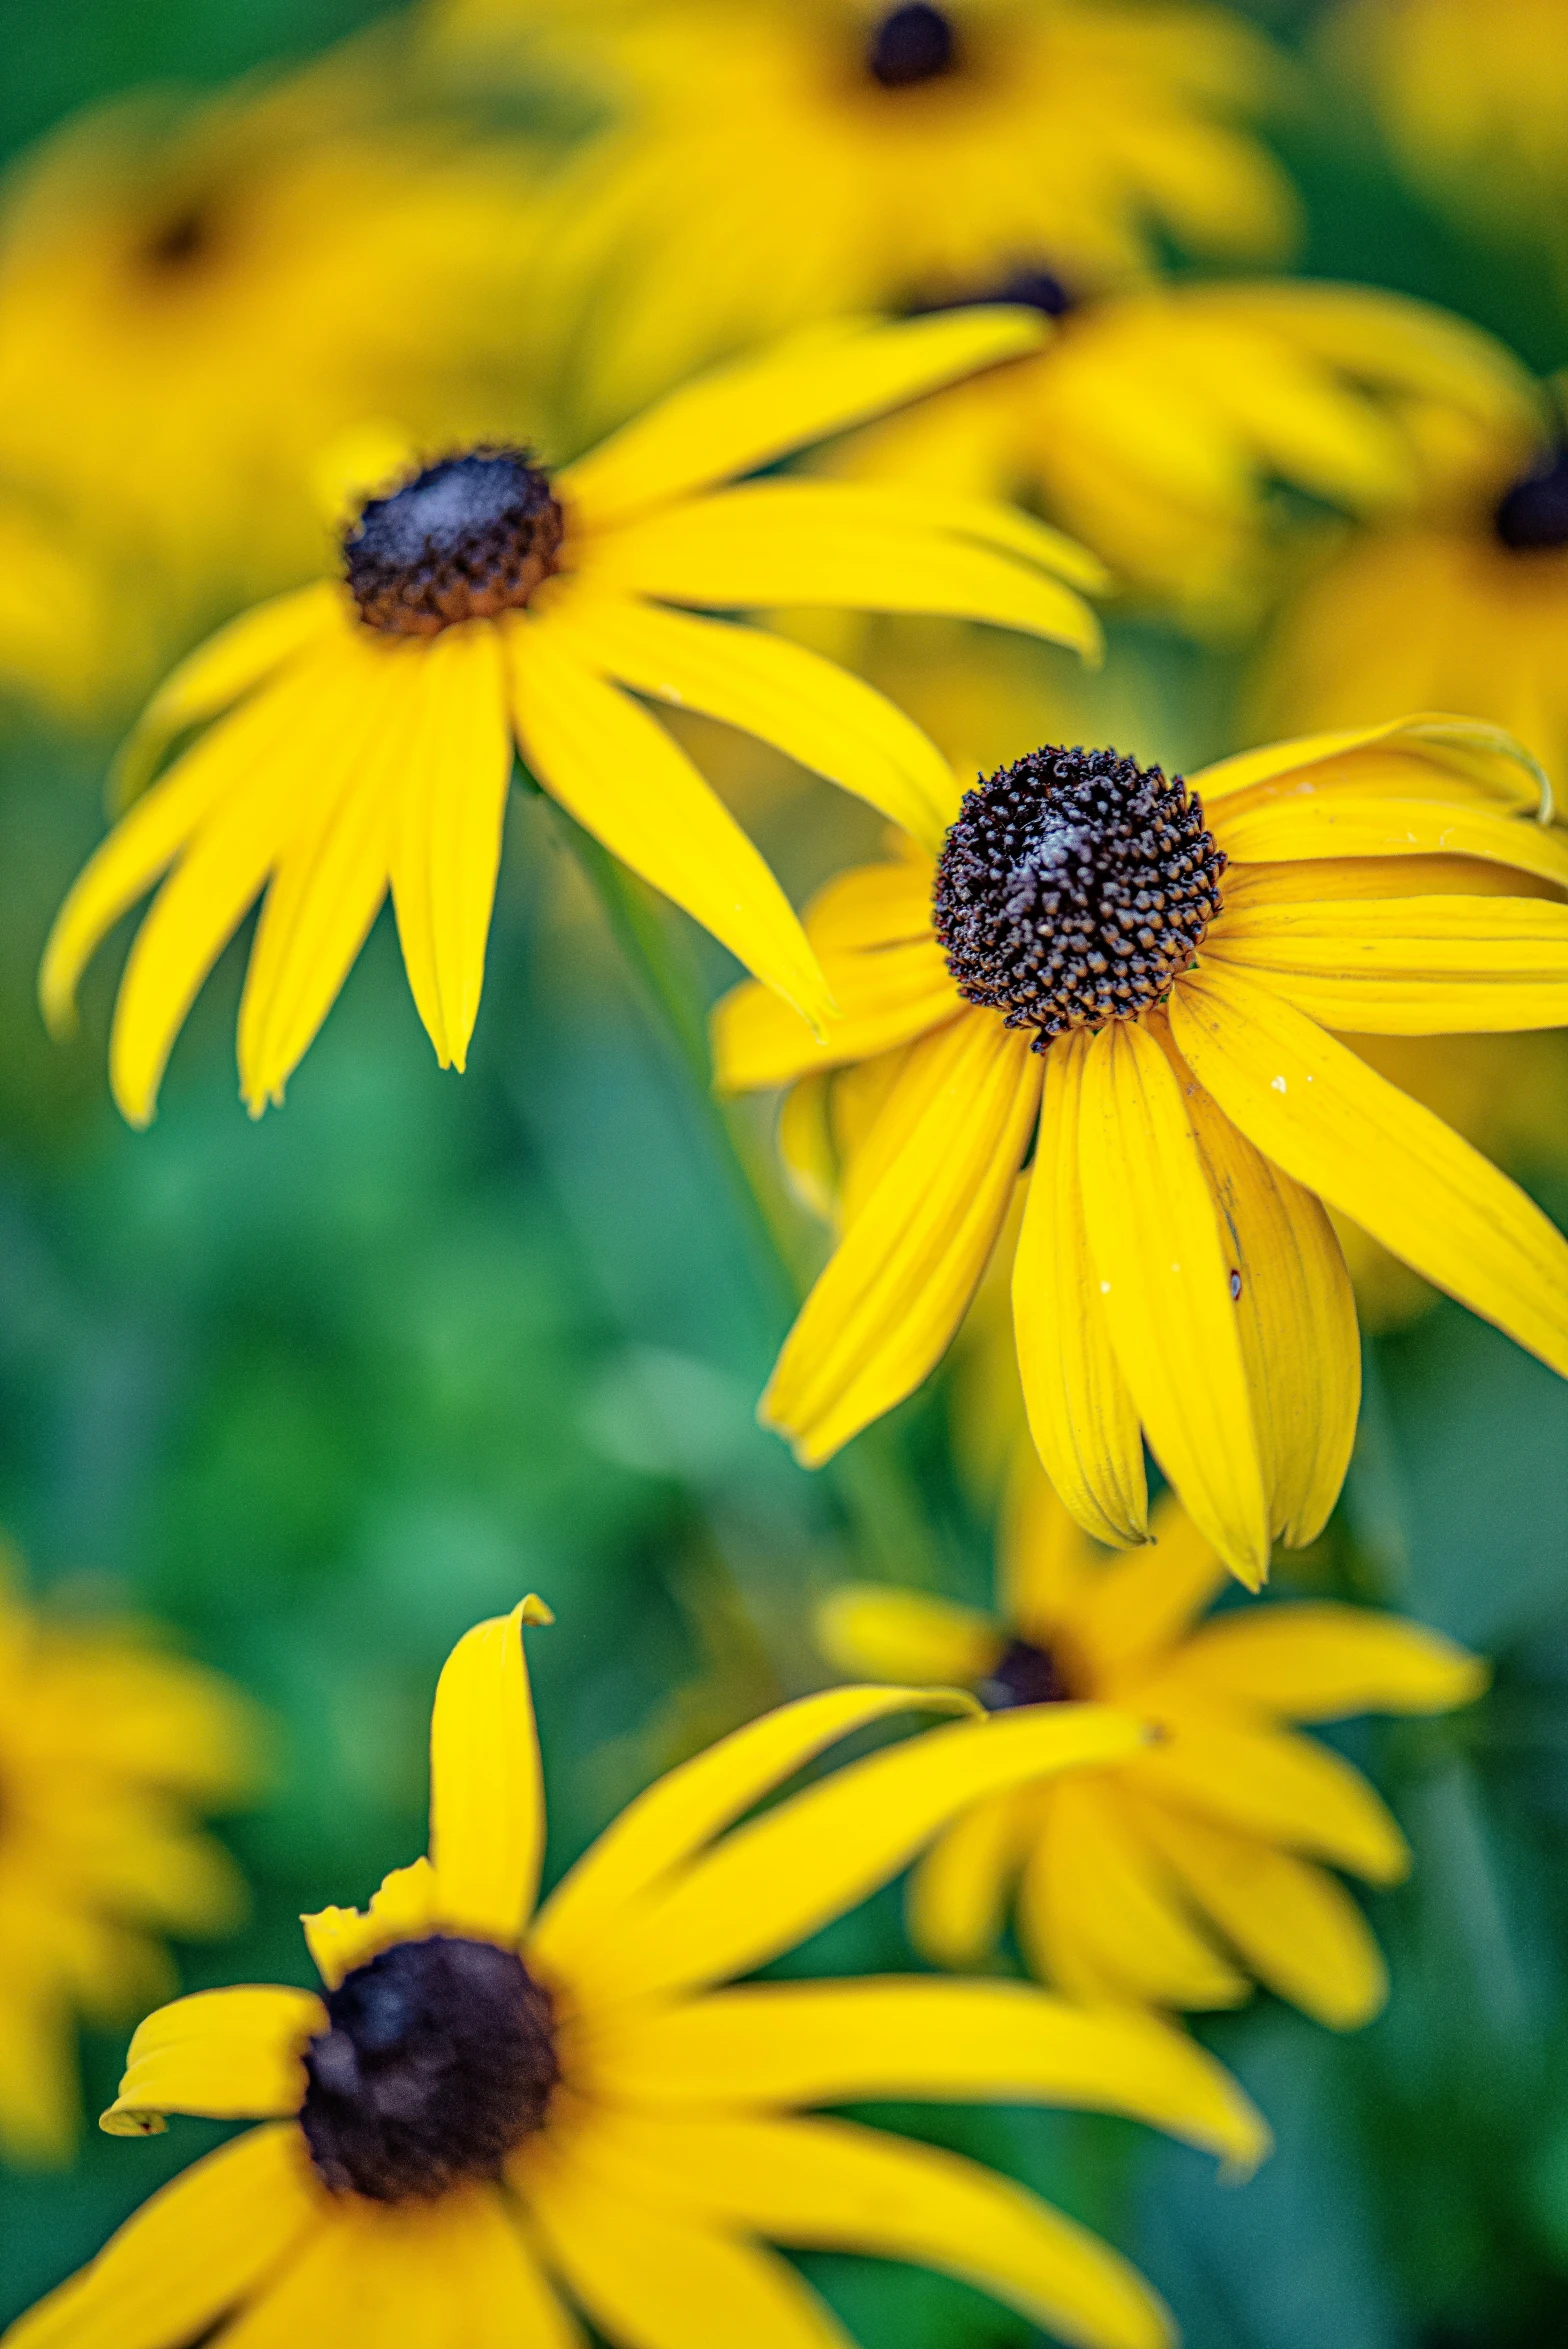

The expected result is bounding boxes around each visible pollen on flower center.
[1492,447,1568,551]
[932,745,1226,1046]
[866,3,960,88]
[300,1935,558,2202]
[979,1637,1073,1710]
[344,448,566,638]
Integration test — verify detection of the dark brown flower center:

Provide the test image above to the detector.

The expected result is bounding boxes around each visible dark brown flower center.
[979,1637,1073,1709]
[911,264,1077,321]
[138,203,219,276]
[1493,447,1568,552]
[344,448,565,638]
[866,3,959,87]
[933,745,1225,1046]
[300,1935,558,2203]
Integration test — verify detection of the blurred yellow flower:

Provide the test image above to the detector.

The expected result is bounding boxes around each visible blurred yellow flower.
[715,717,1568,1587]
[818,1471,1486,2029]
[478,0,1298,424]
[40,309,1105,1127]
[830,279,1538,627]
[0,1548,260,2166]
[0,54,547,703]
[8,1598,1269,2349]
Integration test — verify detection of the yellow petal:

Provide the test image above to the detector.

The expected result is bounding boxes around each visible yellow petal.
[1208,894,1568,1032]
[814,1586,1001,1686]
[526,2135,851,2349]
[428,1598,551,1946]
[1014,1777,1249,2012]
[580,1980,1268,2170]
[217,2183,515,2349]
[558,307,1050,531]
[777,1073,838,1221]
[301,1857,440,1993]
[1168,962,1568,1380]
[109,582,345,811]
[1134,1798,1387,2030]
[100,1987,321,2137]
[529,1685,976,1986]
[0,2124,322,2349]
[1211,794,1568,892]
[764,1013,1041,1466]
[562,1704,1147,2008]
[1078,1020,1270,1586]
[1131,1702,1410,1883]
[1071,1493,1230,1681]
[562,2109,1173,2349]
[507,615,832,1032]
[998,1463,1098,1646]
[711,944,960,1093]
[1191,714,1550,819]
[387,619,514,1073]
[1013,1034,1149,1551]
[1169,1024,1360,1547]
[803,858,936,952]
[547,589,957,853]
[907,1794,1037,1971]
[1176,1603,1489,1720]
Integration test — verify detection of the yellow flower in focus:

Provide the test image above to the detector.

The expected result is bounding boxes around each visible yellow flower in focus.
[0,58,547,692]
[0,1549,260,2165]
[474,0,1298,424]
[40,310,1104,1129]
[818,1471,1486,2029]
[830,279,1539,626]
[715,717,1568,1587]
[7,1599,1270,2349]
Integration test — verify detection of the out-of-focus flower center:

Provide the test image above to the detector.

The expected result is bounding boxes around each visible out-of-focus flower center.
[979,1637,1074,1709]
[933,745,1226,1046]
[344,448,565,638]
[300,1935,558,2202]
[912,264,1077,320]
[866,3,960,87]
[136,202,221,278]
[1492,447,1568,552]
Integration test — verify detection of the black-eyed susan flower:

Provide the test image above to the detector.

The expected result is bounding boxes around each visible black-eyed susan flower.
[40,309,1103,1128]
[714,716,1568,1588]
[8,1597,1271,2349]
[0,56,546,686]
[829,278,1538,627]
[0,1549,260,2165]
[819,1468,1486,2029]
[472,0,1297,425]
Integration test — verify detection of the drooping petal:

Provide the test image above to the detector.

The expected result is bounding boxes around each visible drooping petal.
[1207,894,1568,1032]
[557,307,1050,531]
[1168,1023,1360,1548]
[711,946,960,1093]
[1078,1020,1270,1585]
[584,483,1101,658]
[0,2123,323,2349]
[559,1705,1146,2009]
[560,2109,1173,2349]
[579,1980,1268,2169]
[1168,962,1568,1380]
[100,1986,322,2135]
[814,1586,1001,1686]
[1134,1799,1387,2030]
[1013,1778,1248,2012]
[529,1686,976,1987]
[907,1794,1038,1970]
[428,1598,552,1946]
[1013,1033,1149,1551]
[763,1012,1042,1467]
[1176,1603,1489,1721]
[387,618,514,1073]
[507,616,832,1031]
[1070,1494,1229,1680]
[525,2137,852,2349]
[547,589,958,852]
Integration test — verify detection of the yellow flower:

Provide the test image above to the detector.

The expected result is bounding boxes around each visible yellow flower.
[817,1470,1487,2030]
[714,716,1568,1587]
[0,1548,260,2165]
[828,279,1538,626]
[0,56,546,692]
[40,309,1101,1129]
[480,0,1297,425]
[8,1599,1269,2349]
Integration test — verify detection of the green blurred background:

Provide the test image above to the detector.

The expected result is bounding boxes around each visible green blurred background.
[2,4,1568,2344]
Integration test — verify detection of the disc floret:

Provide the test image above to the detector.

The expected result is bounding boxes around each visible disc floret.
[344,448,565,637]
[866,3,960,88]
[932,745,1226,1046]
[1492,446,1568,551]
